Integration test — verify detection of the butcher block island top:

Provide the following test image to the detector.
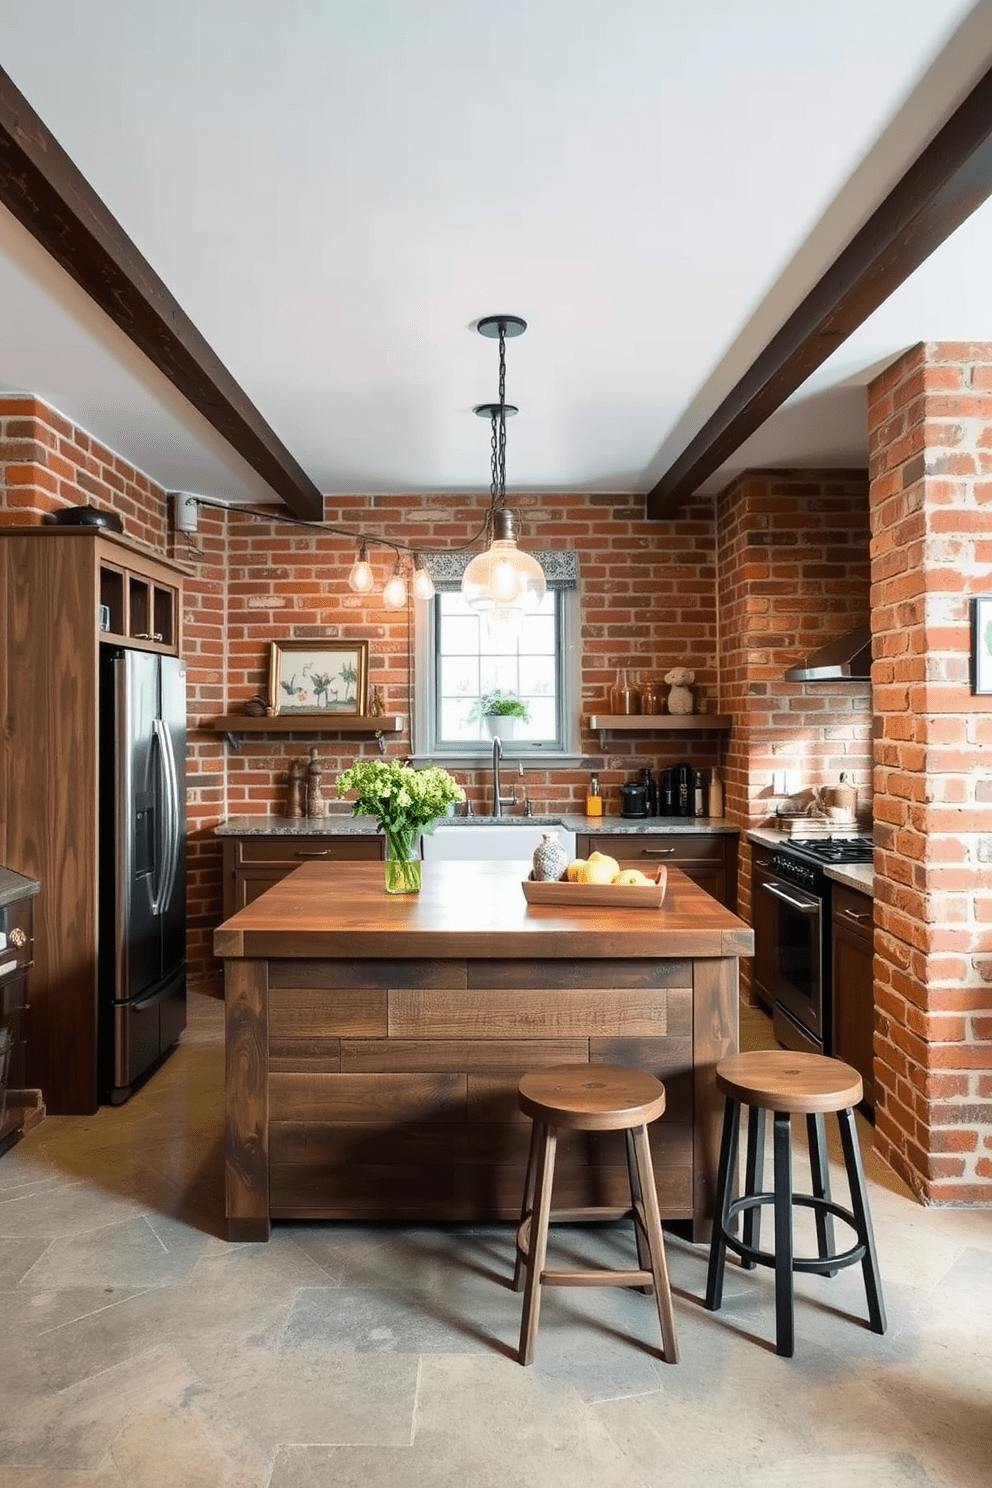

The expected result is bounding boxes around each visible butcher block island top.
[216,859,753,1242]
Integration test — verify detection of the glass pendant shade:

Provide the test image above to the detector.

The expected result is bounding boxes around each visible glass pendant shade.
[412,555,435,601]
[382,560,408,609]
[461,509,545,622]
[348,542,374,594]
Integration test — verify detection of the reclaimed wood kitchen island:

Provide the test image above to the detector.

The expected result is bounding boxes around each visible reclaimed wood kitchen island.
[214,859,752,1242]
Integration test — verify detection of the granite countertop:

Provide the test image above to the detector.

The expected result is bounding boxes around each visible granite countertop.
[0,865,41,907]
[216,813,740,838]
[825,863,873,895]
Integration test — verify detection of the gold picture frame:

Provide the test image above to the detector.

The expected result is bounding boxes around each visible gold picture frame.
[268,640,369,716]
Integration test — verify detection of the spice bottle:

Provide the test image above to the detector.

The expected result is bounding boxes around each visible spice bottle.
[586,772,603,817]
[708,766,724,819]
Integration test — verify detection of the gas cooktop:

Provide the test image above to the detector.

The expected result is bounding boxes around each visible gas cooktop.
[780,836,874,865]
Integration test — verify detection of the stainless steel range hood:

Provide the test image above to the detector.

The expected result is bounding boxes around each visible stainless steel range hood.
[785,626,872,683]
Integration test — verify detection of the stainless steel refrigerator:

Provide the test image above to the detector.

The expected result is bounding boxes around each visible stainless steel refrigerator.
[99,648,186,1103]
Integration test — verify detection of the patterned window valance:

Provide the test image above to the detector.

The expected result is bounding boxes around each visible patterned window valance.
[422,549,578,590]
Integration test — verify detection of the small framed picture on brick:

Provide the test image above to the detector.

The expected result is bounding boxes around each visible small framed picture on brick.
[971,597,992,694]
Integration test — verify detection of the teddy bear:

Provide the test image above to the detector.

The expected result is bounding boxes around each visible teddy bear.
[664,667,696,715]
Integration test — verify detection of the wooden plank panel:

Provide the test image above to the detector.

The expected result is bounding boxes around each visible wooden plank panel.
[225,959,270,1240]
[271,1119,539,1167]
[272,1162,454,1210]
[269,1070,466,1124]
[389,986,670,1039]
[339,1037,589,1074]
[692,956,740,1242]
[268,959,467,990]
[269,986,387,1038]
[469,958,691,991]
[466,1074,547,1123]
[585,1124,694,1167]
[269,1036,340,1064]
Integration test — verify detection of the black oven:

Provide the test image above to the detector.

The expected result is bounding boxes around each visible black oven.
[761,837,873,1056]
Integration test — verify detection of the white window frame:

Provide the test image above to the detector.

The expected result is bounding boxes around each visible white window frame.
[411,583,583,767]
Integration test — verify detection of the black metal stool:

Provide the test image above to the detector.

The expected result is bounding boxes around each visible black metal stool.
[705,1049,886,1357]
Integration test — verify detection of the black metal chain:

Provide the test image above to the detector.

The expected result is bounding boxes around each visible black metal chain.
[488,322,508,533]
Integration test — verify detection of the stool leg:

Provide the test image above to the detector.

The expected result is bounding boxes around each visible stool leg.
[631,1123,679,1364]
[836,1106,887,1335]
[806,1112,838,1276]
[705,1096,740,1313]
[625,1128,653,1294]
[772,1110,795,1357]
[741,1106,765,1268]
[513,1119,541,1292]
[518,1124,558,1366]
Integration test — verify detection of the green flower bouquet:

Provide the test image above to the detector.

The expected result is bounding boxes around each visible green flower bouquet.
[337,757,464,893]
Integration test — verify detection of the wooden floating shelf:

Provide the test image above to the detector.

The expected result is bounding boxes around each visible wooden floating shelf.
[584,714,733,731]
[210,714,404,753]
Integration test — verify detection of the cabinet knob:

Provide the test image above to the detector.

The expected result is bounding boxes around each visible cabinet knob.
[8,927,27,948]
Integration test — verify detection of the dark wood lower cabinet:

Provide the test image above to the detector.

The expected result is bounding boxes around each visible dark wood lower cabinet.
[576,832,737,909]
[222,833,384,917]
[831,883,875,1114]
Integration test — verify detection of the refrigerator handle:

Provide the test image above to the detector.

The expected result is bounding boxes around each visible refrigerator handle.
[152,718,175,916]
[162,717,181,912]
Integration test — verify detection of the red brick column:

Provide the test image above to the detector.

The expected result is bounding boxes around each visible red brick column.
[868,342,992,1203]
[715,470,872,984]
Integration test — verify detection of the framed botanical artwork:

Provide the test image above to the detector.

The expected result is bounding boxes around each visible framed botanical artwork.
[269,640,369,716]
[973,597,992,695]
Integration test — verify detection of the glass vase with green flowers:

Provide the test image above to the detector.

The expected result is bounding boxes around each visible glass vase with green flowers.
[336,756,464,893]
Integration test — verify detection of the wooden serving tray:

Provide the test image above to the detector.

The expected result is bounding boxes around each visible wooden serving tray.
[522,864,667,909]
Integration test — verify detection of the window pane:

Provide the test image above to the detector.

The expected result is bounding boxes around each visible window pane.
[433,588,563,750]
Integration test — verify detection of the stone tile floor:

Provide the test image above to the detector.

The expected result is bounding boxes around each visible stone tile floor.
[0,995,989,1487]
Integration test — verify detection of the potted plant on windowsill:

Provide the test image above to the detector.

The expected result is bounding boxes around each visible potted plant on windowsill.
[466,690,530,741]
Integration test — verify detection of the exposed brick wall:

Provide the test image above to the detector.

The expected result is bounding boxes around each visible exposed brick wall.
[220,490,724,821]
[868,342,992,1205]
[714,469,873,995]
[0,395,226,993]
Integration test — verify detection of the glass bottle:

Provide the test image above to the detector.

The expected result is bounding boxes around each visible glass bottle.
[586,772,603,817]
[609,668,640,715]
[639,675,664,714]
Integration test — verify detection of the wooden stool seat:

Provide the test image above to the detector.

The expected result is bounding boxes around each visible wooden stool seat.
[517,1063,668,1130]
[514,1063,679,1367]
[715,1049,863,1114]
[705,1049,886,1357]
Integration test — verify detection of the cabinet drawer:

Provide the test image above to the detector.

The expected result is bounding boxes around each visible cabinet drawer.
[582,833,724,865]
[832,884,873,945]
[235,836,384,866]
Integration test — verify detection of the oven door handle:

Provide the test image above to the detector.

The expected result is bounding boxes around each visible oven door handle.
[762,880,819,914]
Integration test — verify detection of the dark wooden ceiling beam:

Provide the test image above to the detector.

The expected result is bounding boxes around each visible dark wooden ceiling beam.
[0,64,323,521]
[646,63,992,520]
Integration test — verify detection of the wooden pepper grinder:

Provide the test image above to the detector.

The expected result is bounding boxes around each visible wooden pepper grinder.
[305,747,326,819]
[286,758,305,819]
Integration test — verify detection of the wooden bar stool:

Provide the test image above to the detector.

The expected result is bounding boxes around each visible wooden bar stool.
[705,1049,886,1357]
[514,1063,679,1367]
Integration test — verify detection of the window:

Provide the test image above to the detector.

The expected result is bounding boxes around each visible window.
[413,560,581,762]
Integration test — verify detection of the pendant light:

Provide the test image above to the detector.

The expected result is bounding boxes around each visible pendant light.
[382,555,408,609]
[348,541,374,594]
[461,315,546,633]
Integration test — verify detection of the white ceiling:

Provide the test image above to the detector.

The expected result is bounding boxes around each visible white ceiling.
[2,0,992,510]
